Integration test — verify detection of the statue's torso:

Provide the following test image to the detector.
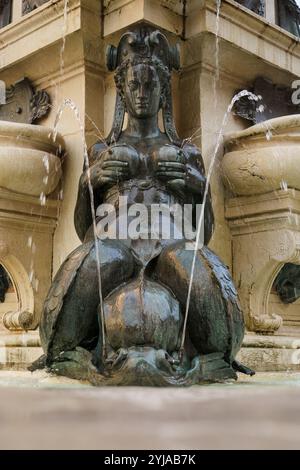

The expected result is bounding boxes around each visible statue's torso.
[94,136,190,254]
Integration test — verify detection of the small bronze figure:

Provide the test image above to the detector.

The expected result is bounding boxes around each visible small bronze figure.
[0,0,12,29]
[275,263,300,304]
[235,0,265,17]
[277,0,300,37]
[37,25,251,385]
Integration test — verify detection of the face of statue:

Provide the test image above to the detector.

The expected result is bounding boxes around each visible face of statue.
[124,63,162,118]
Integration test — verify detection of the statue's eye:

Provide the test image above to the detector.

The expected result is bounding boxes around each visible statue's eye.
[144,82,153,89]
[129,81,139,90]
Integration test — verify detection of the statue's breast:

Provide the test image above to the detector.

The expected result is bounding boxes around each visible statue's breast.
[106,142,184,176]
[150,144,184,170]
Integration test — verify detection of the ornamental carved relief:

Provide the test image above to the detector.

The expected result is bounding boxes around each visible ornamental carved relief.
[0,78,51,124]
[233,77,300,124]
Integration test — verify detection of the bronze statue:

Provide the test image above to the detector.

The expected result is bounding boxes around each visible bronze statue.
[36,26,252,385]
[236,0,265,17]
[277,0,300,37]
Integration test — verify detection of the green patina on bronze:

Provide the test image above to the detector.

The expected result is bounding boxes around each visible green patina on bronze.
[34,24,253,386]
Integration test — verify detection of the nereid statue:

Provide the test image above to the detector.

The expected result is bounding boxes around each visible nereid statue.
[35,26,252,385]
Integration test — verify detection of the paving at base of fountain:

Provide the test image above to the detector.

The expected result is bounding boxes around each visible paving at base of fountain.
[0,370,299,450]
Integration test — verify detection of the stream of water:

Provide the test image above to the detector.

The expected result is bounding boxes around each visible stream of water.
[179,89,262,355]
[52,99,107,362]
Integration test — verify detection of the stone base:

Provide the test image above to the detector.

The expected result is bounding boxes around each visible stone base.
[0,332,42,371]
[237,334,300,372]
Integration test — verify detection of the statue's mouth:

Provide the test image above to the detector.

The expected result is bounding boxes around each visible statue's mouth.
[136,101,149,109]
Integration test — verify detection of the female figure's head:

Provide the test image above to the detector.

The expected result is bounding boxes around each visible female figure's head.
[106,26,180,144]
[115,57,169,120]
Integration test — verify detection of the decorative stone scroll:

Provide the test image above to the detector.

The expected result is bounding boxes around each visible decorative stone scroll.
[0,78,51,124]
[22,0,49,15]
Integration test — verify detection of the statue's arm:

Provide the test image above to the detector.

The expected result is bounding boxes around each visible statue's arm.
[184,144,215,244]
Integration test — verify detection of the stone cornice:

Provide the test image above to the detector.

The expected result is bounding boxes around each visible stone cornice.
[225,189,300,235]
[0,0,102,73]
[184,0,300,76]
[1,0,300,80]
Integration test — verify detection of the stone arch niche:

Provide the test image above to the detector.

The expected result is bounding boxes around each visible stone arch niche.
[0,243,34,331]
[270,262,300,332]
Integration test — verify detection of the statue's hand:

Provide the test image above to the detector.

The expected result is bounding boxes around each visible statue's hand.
[82,161,128,189]
[155,148,186,192]
[157,161,186,192]
[84,145,138,188]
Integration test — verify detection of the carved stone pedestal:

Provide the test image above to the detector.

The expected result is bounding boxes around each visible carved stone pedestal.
[0,121,63,369]
[225,189,300,370]
[222,114,300,370]
[225,189,300,334]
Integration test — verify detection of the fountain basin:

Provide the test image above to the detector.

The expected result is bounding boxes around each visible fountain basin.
[0,121,63,196]
[222,115,300,196]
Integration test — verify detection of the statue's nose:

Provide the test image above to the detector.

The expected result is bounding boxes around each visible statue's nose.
[139,85,147,99]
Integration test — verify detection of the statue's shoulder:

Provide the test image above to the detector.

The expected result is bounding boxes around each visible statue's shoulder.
[182,143,205,172]
[182,142,202,158]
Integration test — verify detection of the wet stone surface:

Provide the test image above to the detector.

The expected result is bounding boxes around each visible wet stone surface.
[0,371,300,449]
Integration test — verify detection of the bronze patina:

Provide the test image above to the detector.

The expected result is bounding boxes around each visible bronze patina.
[0,0,11,29]
[236,0,265,16]
[36,26,252,385]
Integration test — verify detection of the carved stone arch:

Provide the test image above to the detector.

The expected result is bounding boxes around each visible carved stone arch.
[0,243,34,331]
[245,230,300,334]
[248,259,285,334]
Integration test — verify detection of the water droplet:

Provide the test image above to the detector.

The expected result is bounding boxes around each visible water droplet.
[43,155,50,173]
[39,193,46,206]
[280,180,288,191]
[266,130,272,141]
[257,104,265,113]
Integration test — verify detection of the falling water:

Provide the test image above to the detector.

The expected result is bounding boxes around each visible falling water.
[52,98,107,362]
[179,89,262,356]
[214,0,222,103]
[60,0,69,83]
[50,0,109,361]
